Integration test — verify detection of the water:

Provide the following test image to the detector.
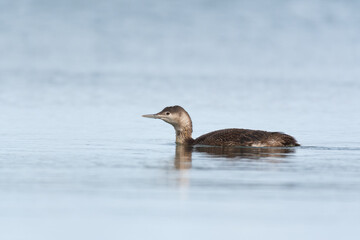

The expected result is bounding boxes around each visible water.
[1,0,360,239]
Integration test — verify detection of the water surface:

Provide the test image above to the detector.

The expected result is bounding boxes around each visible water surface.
[1,0,360,239]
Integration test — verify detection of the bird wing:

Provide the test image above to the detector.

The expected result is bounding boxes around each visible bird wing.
[193,128,271,146]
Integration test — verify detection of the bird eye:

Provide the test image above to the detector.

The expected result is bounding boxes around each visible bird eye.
[165,112,170,115]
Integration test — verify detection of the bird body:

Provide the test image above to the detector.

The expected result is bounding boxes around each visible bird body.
[194,128,298,147]
[142,106,299,147]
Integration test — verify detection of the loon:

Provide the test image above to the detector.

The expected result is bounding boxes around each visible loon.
[142,105,300,147]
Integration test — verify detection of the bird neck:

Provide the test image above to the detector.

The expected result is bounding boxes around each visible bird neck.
[175,124,193,145]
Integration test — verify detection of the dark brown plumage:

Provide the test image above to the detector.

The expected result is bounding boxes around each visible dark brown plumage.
[142,105,300,147]
[194,128,299,147]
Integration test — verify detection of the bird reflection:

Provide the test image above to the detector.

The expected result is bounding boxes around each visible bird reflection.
[173,145,296,195]
[174,145,193,169]
[174,145,295,169]
[195,146,295,160]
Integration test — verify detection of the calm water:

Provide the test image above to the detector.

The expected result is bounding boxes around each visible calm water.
[1,0,360,239]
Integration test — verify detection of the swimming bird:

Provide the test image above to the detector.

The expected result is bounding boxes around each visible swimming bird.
[142,106,300,147]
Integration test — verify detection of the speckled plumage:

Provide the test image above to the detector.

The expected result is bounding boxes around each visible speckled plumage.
[142,105,300,147]
[194,128,299,147]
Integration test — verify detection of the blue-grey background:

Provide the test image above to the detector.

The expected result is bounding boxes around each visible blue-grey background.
[0,0,360,239]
